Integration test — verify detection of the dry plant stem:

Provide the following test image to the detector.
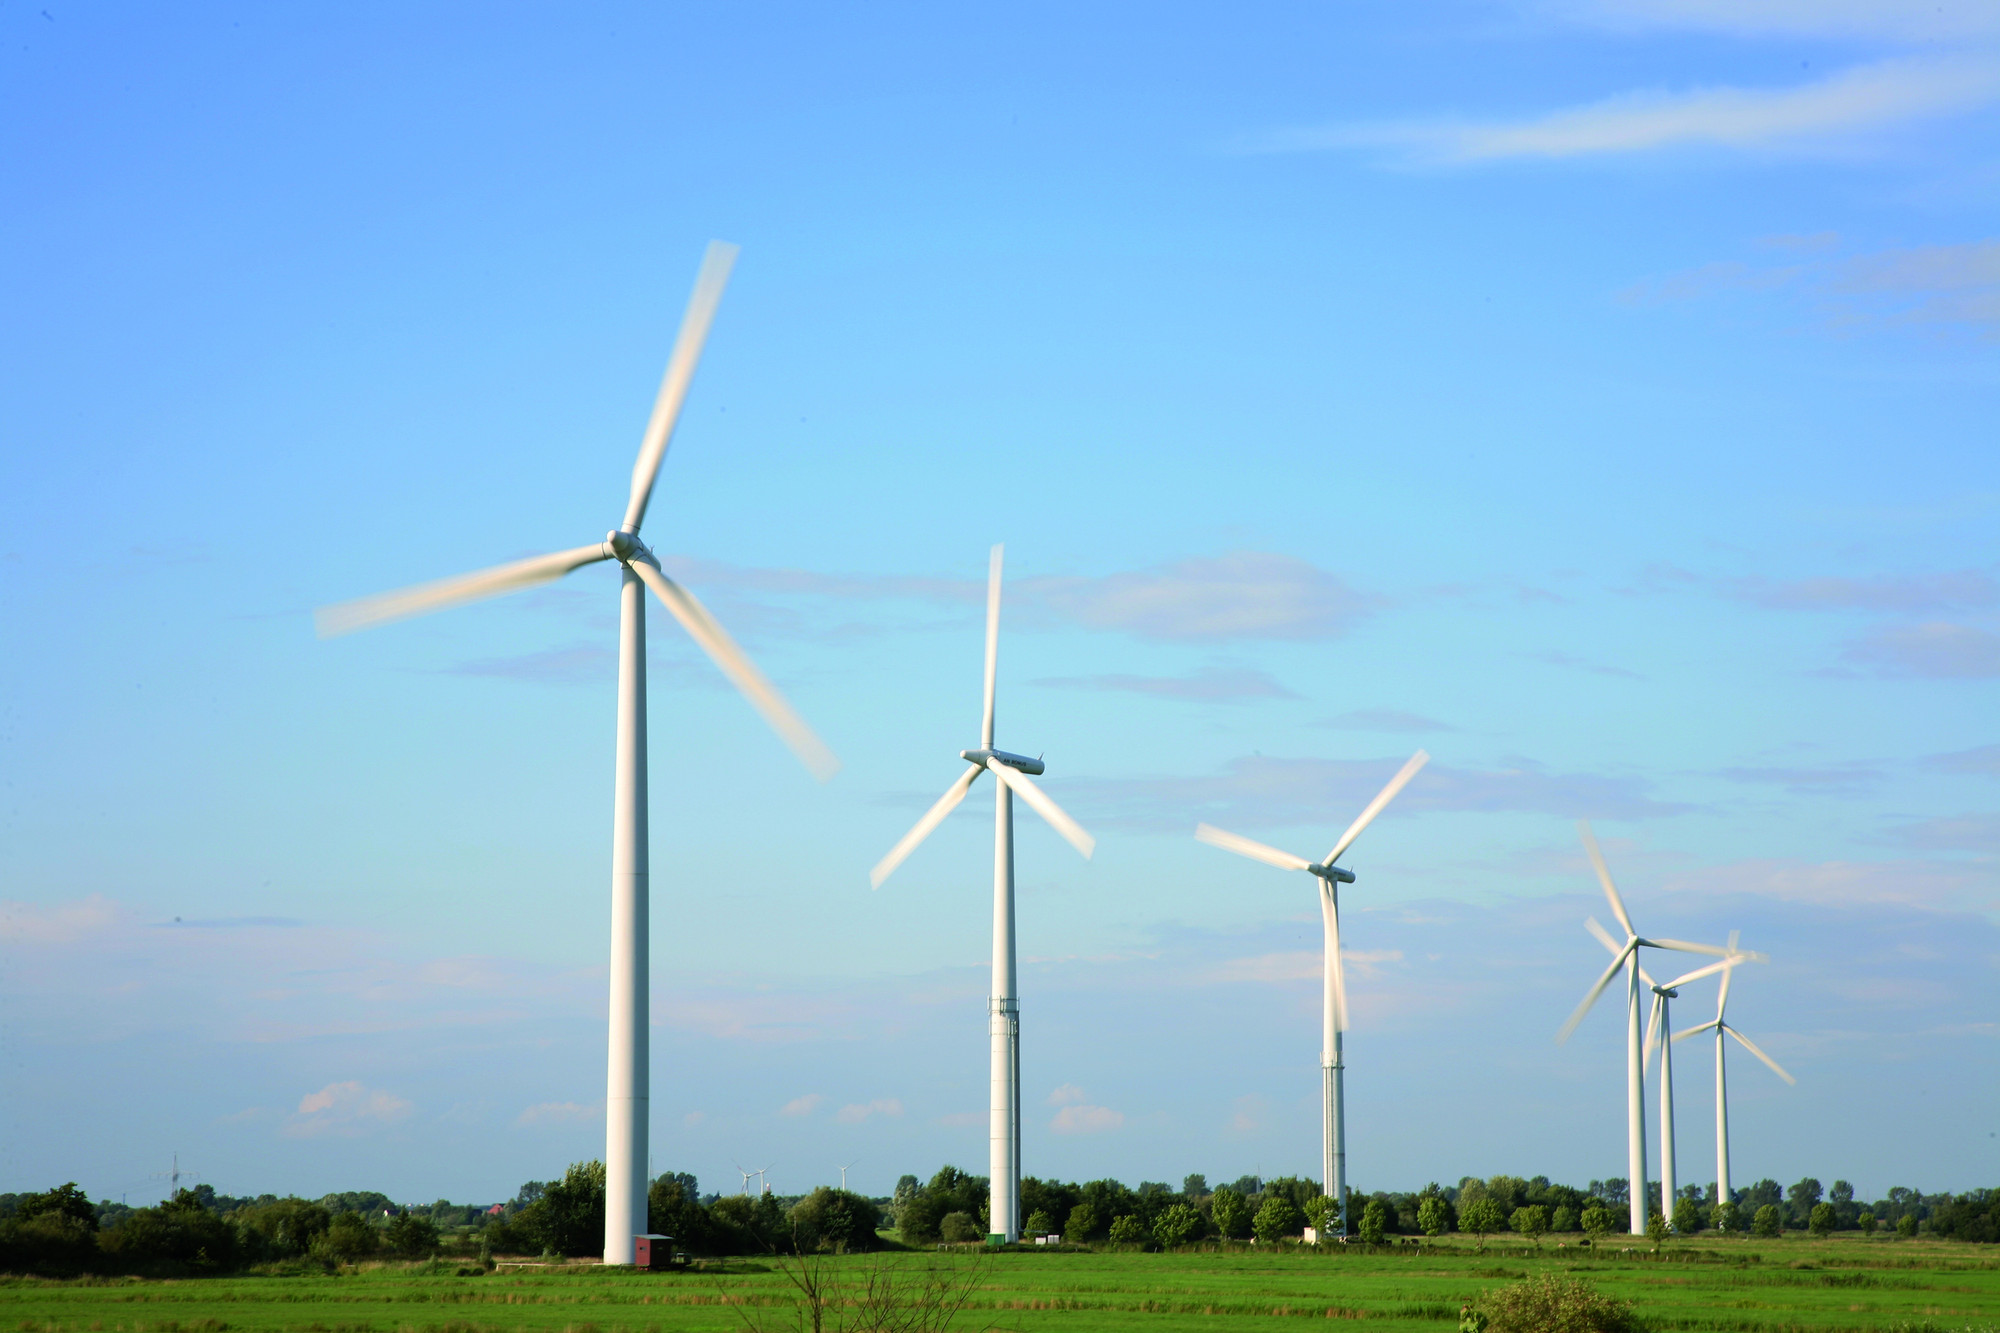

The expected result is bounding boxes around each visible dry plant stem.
[742,1250,988,1333]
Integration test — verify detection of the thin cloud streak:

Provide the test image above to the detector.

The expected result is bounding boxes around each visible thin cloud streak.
[1253,56,2000,161]
[1034,666,1300,703]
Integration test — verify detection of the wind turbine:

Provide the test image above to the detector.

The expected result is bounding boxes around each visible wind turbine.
[1193,749,1430,1235]
[316,243,837,1265]
[1558,822,1730,1235]
[838,1161,857,1191]
[868,544,1096,1244]
[1672,939,1794,1220]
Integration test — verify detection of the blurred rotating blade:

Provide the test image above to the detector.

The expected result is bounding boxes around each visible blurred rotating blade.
[981,544,1003,748]
[870,766,983,888]
[1322,880,1350,1034]
[1324,750,1429,865]
[315,543,611,638]
[1723,1024,1797,1085]
[1578,820,1636,938]
[989,761,1095,860]
[1559,937,1636,1045]
[1196,824,1312,872]
[629,559,839,781]
[623,241,740,534]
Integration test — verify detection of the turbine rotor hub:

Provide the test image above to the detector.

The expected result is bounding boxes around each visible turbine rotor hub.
[604,529,645,562]
[1309,863,1357,884]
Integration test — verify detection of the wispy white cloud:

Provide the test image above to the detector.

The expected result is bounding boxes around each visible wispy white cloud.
[1625,239,2000,337]
[1034,666,1299,703]
[285,1081,413,1138]
[1030,553,1381,643]
[780,1093,825,1117]
[1554,0,2000,42]
[835,1098,903,1124]
[516,1100,599,1127]
[1258,56,2000,162]
[0,894,119,944]
[1048,1085,1124,1135]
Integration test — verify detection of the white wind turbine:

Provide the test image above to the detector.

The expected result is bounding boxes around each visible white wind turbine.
[316,243,837,1265]
[1193,749,1430,1235]
[1558,822,1730,1235]
[1588,922,1763,1231]
[1672,939,1795,1220]
[868,544,1096,1244]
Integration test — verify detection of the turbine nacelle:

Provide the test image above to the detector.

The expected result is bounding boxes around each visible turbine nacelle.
[1309,863,1357,884]
[961,747,1044,775]
[604,529,647,561]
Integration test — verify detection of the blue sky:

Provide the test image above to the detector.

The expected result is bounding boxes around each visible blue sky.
[2,0,1996,1209]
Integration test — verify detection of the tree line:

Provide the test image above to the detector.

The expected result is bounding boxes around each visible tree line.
[3,1166,1995,1276]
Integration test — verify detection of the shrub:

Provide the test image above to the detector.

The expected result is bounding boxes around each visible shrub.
[1809,1202,1836,1238]
[1551,1205,1579,1234]
[100,1190,240,1272]
[1023,1209,1053,1236]
[1858,1211,1877,1235]
[1581,1204,1613,1241]
[1896,1213,1917,1239]
[1303,1194,1337,1237]
[1645,1210,1668,1250]
[313,1211,380,1263]
[1358,1199,1388,1245]
[1711,1201,1740,1234]
[1673,1198,1702,1234]
[385,1213,440,1257]
[1419,1196,1452,1236]
[1461,1198,1507,1248]
[1107,1213,1148,1245]
[939,1211,982,1244]
[236,1198,331,1259]
[1209,1188,1250,1240]
[1064,1203,1101,1242]
[647,1174,717,1254]
[1753,1205,1783,1238]
[1477,1272,1644,1333]
[1511,1205,1549,1247]
[788,1187,879,1253]
[1152,1202,1202,1248]
[1252,1195,1303,1243]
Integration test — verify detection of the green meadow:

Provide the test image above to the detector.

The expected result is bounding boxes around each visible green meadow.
[6,1235,1998,1333]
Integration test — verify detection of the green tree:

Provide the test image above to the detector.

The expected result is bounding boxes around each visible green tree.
[100,1190,241,1271]
[384,1212,439,1257]
[1711,1200,1740,1234]
[1858,1210,1878,1236]
[1252,1195,1303,1243]
[1580,1204,1613,1242]
[1672,1198,1702,1234]
[1752,1204,1782,1238]
[1153,1202,1202,1249]
[1509,1205,1549,1247]
[1896,1213,1917,1239]
[1107,1213,1147,1245]
[1063,1203,1101,1242]
[1418,1196,1452,1237]
[1809,1202,1836,1238]
[1787,1178,1823,1228]
[1645,1209,1668,1251]
[1182,1174,1208,1198]
[1023,1209,1053,1237]
[1358,1198,1388,1246]
[1550,1205,1578,1233]
[647,1174,716,1254]
[788,1187,878,1253]
[939,1211,982,1244]
[1209,1188,1250,1241]
[1461,1198,1506,1249]
[0,1183,101,1274]
[16,1184,95,1230]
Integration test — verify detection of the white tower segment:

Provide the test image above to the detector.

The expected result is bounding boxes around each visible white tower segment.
[1193,749,1429,1234]
[869,545,1095,1244]
[1670,939,1795,1219]
[316,243,838,1265]
[1558,823,1730,1236]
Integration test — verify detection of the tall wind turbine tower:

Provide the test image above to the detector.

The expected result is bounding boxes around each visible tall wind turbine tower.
[869,545,1096,1244]
[1671,938,1794,1216]
[317,243,837,1264]
[1193,750,1429,1233]
[1558,823,1728,1235]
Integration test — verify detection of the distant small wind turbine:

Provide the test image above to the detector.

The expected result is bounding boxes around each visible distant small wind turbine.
[869,545,1096,1244]
[1559,823,1731,1236]
[1671,935,1795,1217]
[838,1161,857,1191]
[1194,749,1430,1235]
[317,243,837,1265]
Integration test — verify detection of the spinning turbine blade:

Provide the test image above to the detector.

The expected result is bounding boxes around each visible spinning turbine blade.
[1559,938,1636,1044]
[1588,915,1658,988]
[1577,821,1635,938]
[1324,750,1429,865]
[1646,936,1736,958]
[989,762,1095,859]
[316,543,612,638]
[1321,881,1350,1033]
[870,766,982,888]
[1724,1025,1796,1085]
[1643,992,1665,1074]
[1661,956,1741,991]
[623,241,740,535]
[629,560,839,781]
[1717,950,1736,1018]
[1195,824,1313,872]
[1671,1019,1719,1043]
[981,544,1002,749]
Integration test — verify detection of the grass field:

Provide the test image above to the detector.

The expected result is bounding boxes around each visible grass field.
[5,1235,1998,1333]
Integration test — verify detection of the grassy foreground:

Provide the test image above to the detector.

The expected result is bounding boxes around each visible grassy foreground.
[4,1234,1998,1333]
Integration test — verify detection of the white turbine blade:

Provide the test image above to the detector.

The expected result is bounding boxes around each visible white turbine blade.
[1196,824,1313,872]
[622,240,740,535]
[315,543,611,638]
[1643,992,1665,1075]
[1577,821,1636,939]
[629,560,839,781]
[1723,1024,1797,1086]
[1646,936,1736,958]
[1671,1019,1718,1043]
[1323,750,1430,865]
[1661,956,1739,991]
[989,761,1095,860]
[1585,916,1623,955]
[1558,938,1636,1044]
[1322,883,1350,1034]
[869,766,982,888]
[1717,950,1736,1019]
[980,544,1002,749]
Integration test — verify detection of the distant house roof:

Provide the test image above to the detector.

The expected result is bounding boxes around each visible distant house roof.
[487,1204,505,1215]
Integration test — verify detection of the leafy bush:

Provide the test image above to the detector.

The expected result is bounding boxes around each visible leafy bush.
[789,1187,880,1253]
[1358,1198,1388,1245]
[385,1212,440,1256]
[1209,1188,1250,1240]
[1477,1272,1645,1333]
[1107,1213,1148,1245]
[1810,1202,1837,1238]
[236,1198,331,1259]
[1897,1214,1918,1239]
[313,1211,380,1263]
[1511,1205,1549,1246]
[1711,1201,1740,1234]
[1673,1198,1703,1234]
[1152,1202,1202,1248]
[1582,1204,1613,1241]
[647,1174,717,1254]
[1252,1195,1303,1243]
[1859,1211,1878,1235]
[1023,1209,1053,1236]
[1064,1203,1101,1242]
[939,1210,983,1243]
[101,1190,240,1272]
[1551,1205,1579,1234]
[1461,1198,1507,1247]
[1753,1204,1783,1238]
[1419,1196,1453,1236]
